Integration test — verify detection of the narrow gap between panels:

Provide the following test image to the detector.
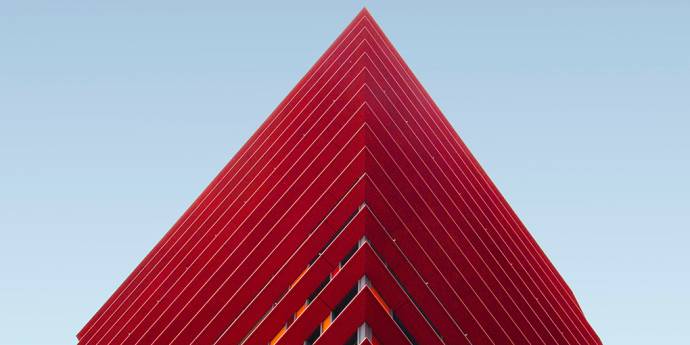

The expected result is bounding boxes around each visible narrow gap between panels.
[296,237,426,345]
[238,184,366,344]
[267,206,363,345]
[271,243,360,345]
[252,202,443,345]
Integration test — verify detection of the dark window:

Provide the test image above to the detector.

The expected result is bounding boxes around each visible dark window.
[340,243,358,267]
[285,313,295,328]
[343,332,357,345]
[304,325,321,345]
[306,275,330,304]
[393,312,418,345]
[332,285,358,320]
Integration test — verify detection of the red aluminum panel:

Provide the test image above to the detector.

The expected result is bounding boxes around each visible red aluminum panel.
[79,13,374,342]
[313,289,411,345]
[359,17,597,339]
[79,8,600,345]
[216,188,367,344]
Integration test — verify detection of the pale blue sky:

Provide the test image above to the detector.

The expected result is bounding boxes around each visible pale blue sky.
[1,1,688,344]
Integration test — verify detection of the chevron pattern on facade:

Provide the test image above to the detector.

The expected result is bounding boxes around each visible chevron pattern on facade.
[78,8,601,345]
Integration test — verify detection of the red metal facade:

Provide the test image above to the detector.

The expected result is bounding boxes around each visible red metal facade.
[79,9,600,345]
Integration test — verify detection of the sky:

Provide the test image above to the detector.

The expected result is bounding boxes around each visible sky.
[1,1,689,344]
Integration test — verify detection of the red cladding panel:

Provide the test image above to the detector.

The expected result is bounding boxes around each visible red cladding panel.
[79,8,600,345]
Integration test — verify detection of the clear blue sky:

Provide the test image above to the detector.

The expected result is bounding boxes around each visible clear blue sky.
[1,1,688,344]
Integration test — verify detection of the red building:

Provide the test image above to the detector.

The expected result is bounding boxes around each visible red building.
[79,9,600,345]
